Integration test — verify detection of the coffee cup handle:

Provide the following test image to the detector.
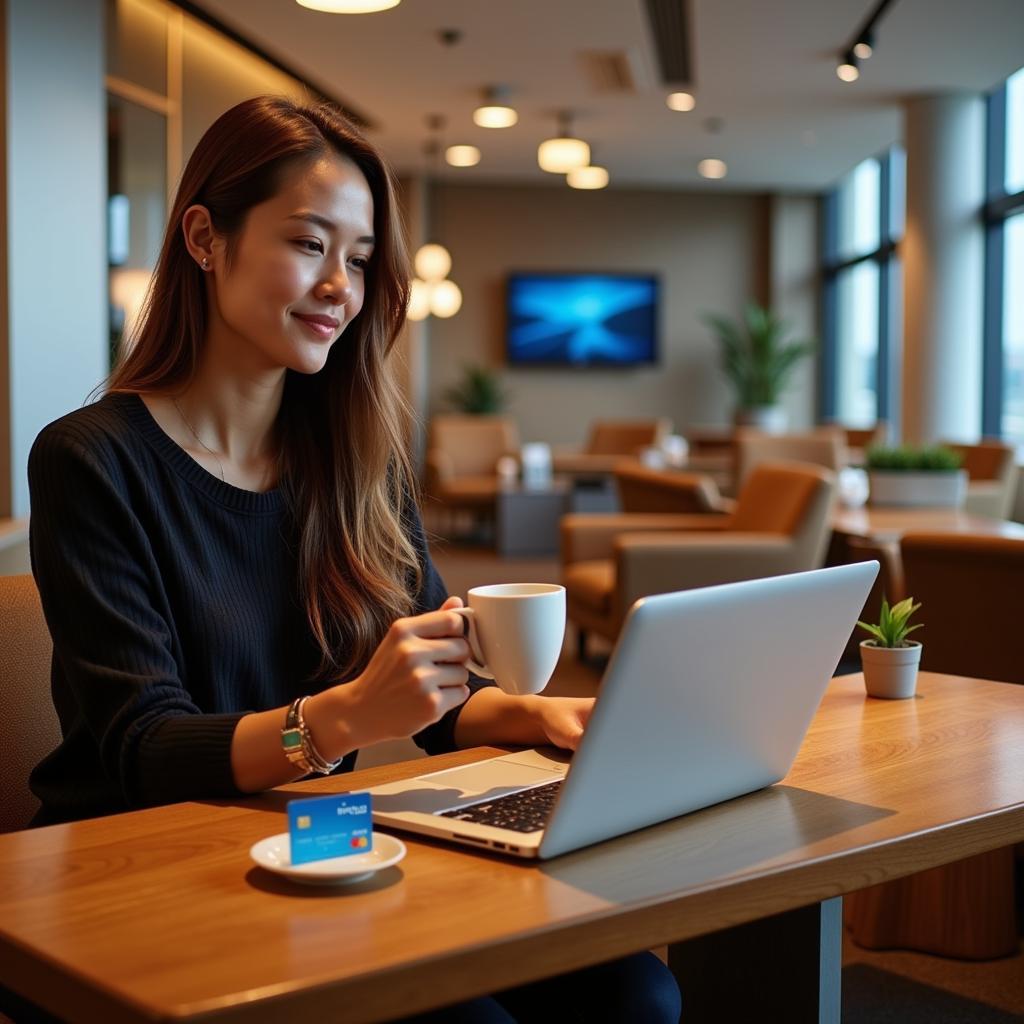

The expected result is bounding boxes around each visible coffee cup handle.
[451,607,495,679]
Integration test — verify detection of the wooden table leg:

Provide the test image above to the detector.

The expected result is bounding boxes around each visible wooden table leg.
[667,897,842,1024]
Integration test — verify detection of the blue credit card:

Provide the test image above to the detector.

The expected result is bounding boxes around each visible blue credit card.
[287,792,373,865]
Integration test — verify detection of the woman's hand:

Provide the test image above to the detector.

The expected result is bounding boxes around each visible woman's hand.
[314,597,471,753]
[532,696,595,751]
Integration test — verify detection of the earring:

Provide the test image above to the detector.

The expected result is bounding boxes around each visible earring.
[201,256,210,270]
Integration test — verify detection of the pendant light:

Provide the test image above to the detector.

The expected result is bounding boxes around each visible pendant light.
[295,0,400,11]
[473,85,518,129]
[537,112,590,174]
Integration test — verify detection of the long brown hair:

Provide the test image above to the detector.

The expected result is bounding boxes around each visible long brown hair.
[108,95,420,680]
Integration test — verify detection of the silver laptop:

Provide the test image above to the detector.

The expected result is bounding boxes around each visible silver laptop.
[368,561,878,860]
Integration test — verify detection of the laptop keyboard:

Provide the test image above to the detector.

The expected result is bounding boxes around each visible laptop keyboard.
[437,780,563,833]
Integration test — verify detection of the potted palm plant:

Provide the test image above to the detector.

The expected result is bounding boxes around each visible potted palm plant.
[443,363,509,415]
[702,303,815,433]
[857,596,923,699]
[866,445,966,507]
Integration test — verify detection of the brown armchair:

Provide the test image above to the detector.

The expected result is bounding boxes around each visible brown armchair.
[845,532,1024,960]
[562,462,836,657]
[424,415,520,531]
[613,462,734,516]
[552,418,672,476]
[942,440,1018,519]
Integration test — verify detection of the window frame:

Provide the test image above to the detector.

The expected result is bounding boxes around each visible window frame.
[982,79,1024,438]
[820,147,904,431]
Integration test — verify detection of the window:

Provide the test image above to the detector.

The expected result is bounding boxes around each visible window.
[822,149,904,431]
[983,66,1024,448]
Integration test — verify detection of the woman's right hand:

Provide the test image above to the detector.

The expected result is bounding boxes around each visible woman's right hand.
[313,602,471,752]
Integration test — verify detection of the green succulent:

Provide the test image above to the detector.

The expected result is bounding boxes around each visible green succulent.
[443,363,508,415]
[865,445,963,472]
[702,302,815,408]
[858,596,923,648]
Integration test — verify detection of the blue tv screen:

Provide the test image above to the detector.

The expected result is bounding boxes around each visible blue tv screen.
[506,272,659,367]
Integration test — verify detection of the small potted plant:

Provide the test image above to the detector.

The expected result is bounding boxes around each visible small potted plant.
[866,445,966,508]
[702,302,815,433]
[857,596,923,699]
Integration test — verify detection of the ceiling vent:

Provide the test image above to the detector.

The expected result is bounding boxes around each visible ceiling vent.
[578,50,639,94]
[643,0,693,85]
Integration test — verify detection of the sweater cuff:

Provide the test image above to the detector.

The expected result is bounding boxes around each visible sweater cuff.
[128,712,248,807]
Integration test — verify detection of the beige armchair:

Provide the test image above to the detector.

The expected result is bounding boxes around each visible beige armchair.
[424,415,520,530]
[552,418,672,476]
[942,440,1018,519]
[562,462,836,657]
[734,428,847,490]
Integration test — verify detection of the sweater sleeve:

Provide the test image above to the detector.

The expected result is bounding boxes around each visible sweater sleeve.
[28,424,245,809]
[406,507,497,756]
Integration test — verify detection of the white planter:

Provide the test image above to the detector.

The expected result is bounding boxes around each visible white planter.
[867,469,967,508]
[860,640,922,699]
[735,405,787,433]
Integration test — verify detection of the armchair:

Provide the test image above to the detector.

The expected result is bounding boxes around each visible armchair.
[734,428,847,489]
[562,462,836,657]
[424,415,520,532]
[613,462,733,515]
[941,439,1018,519]
[845,532,1024,961]
[552,418,672,476]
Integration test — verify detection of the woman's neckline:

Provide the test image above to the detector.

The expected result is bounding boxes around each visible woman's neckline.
[113,391,284,515]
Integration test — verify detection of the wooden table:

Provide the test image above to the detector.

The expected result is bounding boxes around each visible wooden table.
[832,505,1024,543]
[2,673,1023,1024]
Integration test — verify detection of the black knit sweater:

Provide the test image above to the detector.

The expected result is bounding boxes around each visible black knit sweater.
[28,392,489,825]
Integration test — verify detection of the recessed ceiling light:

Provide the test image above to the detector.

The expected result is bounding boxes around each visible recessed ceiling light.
[666,92,696,112]
[446,145,481,167]
[567,165,609,190]
[698,158,727,180]
[295,0,400,11]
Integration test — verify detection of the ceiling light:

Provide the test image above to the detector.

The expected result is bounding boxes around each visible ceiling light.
[430,279,463,318]
[414,243,451,282]
[836,52,860,82]
[698,158,727,180]
[567,165,609,190]
[446,145,481,167]
[853,36,873,59]
[473,85,518,128]
[473,105,518,129]
[666,92,696,112]
[407,279,432,321]
[295,0,400,11]
[538,112,589,173]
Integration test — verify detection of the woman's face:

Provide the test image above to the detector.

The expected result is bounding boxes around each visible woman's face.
[209,152,376,376]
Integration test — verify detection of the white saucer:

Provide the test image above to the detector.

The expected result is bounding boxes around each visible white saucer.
[249,832,406,885]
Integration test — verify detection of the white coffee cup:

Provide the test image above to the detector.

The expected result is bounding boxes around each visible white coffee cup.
[453,583,565,695]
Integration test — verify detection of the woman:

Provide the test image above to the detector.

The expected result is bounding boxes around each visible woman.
[26,96,680,1023]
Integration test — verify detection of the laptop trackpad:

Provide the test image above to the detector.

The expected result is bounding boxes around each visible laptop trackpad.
[371,760,561,816]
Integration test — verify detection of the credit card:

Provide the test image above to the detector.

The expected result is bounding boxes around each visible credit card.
[287,792,373,865]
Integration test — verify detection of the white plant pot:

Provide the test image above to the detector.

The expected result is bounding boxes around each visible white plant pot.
[860,640,922,699]
[735,405,787,434]
[867,469,967,508]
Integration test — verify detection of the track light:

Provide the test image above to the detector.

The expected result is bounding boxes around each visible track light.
[835,0,898,82]
[853,32,874,59]
[836,51,860,83]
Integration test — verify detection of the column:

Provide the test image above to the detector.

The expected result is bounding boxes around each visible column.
[901,94,985,445]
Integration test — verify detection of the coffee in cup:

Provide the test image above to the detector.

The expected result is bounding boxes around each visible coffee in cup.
[453,583,565,695]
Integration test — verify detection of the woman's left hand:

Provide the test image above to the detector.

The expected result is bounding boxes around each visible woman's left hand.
[532,696,595,751]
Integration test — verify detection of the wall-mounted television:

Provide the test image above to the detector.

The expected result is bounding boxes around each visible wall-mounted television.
[505,272,659,367]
